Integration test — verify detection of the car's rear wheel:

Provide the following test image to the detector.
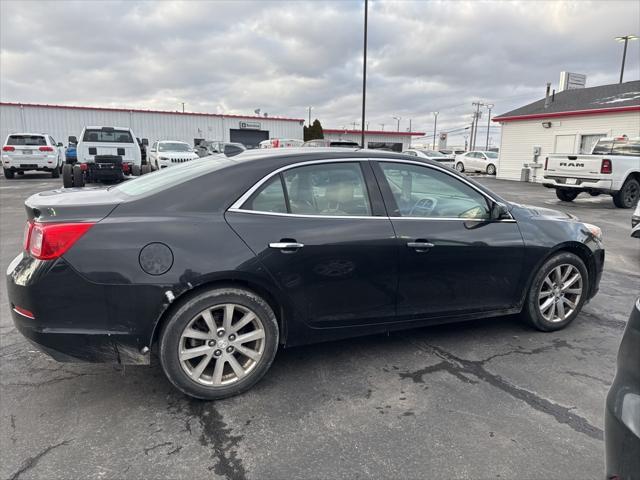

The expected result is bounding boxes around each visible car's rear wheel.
[3,168,15,179]
[141,164,151,175]
[159,287,279,400]
[72,164,85,187]
[486,164,496,175]
[456,162,465,173]
[523,252,588,331]
[62,164,73,187]
[132,164,141,176]
[612,177,640,209]
[556,188,579,202]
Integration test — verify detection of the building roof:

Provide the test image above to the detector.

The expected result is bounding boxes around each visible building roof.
[0,102,305,123]
[493,80,640,122]
[324,129,425,136]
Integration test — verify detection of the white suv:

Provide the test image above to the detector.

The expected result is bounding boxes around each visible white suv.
[148,141,199,169]
[2,133,64,179]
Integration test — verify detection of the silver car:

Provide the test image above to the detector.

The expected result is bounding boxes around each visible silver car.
[403,149,455,168]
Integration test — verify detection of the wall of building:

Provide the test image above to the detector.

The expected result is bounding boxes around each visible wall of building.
[496,111,640,182]
[323,131,414,150]
[0,103,303,146]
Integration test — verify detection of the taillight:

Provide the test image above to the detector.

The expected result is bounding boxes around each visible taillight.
[23,221,33,251]
[12,306,35,319]
[601,159,612,174]
[3,146,15,152]
[39,146,54,152]
[28,222,94,260]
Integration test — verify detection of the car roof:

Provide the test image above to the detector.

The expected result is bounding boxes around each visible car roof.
[84,126,132,130]
[6,132,47,136]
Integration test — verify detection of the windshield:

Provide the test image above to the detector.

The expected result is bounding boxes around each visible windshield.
[114,156,234,196]
[6,135,46,146]
[485,152,499,159]
[159,142,191,152]
[82,129,134,143]
[592,138,640,156]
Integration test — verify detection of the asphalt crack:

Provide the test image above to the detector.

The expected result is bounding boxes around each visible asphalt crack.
[401,338,604,441]
[7,440,71,480]
[143,441,173,456]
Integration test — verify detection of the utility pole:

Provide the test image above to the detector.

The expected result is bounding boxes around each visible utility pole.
[485,104,493,150]
[307,106,312,126]
[408,119,412,132]
[393,116,401,132]
[432,112,439,150]
[471,101,484,150]
[379,123,385,131]
[181,102,185,113]
[360,0,368,148]
[615,35,638,83]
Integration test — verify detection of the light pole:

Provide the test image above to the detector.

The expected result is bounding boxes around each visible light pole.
[360,0,368,148]
[307,106,312,126]
[180,102,185,113]
[432,112,439,150]
[485,104,493,150]
[615,35,638,83]
[393,116,401,132]
[379,123,385,131]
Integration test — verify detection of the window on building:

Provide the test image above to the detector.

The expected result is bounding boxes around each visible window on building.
[579,134,606,154]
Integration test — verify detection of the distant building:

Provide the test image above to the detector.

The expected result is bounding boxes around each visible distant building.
[0,102,304,149]
[323,129,425,152]
[493,80,640,182]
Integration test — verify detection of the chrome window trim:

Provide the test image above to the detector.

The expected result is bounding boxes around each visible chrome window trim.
[228,156,514,221]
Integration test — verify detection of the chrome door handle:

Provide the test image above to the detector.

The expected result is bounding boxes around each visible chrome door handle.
[407,241,435,249]
[269,242,305,249]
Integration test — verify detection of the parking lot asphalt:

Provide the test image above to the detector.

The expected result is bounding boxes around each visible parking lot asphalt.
[1,173,638,480]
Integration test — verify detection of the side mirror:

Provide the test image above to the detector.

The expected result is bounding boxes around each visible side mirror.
[632,224,640,239]
[142,138,149,146]
[68,136,77,144]
[491,202,510,220]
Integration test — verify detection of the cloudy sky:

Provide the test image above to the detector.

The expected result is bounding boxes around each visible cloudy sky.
[1,0,639,145]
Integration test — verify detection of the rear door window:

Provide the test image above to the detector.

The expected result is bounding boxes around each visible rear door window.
[83,129,134,143]
[6,135,47,146]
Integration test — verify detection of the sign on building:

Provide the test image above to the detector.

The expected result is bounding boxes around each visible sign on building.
[239,121,261,130]
[438,132,448,150]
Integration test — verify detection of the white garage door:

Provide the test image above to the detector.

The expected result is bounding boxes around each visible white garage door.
[554,135,576,153]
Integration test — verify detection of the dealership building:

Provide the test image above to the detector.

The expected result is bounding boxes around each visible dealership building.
[493,80,640,182]
[323,129,425,151]
[0,102,305,149]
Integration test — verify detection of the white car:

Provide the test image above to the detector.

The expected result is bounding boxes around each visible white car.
[259,138,304,149]
[455,151,499,175]
[403,149,455,168]
[148,141,199,169]
[2,133,64,179]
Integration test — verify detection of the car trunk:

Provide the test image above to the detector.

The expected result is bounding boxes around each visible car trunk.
[545,154,605,180]
[25,187,125,223]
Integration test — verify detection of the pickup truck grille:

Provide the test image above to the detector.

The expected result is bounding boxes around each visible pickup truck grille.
[171,158,193,163]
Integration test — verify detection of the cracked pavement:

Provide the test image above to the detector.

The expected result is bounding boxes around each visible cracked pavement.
[1,174,638,479]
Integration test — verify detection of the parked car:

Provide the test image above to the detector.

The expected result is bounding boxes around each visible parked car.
[195,141,246,158]
[7,150,604,400]
[259,138,304,149]
[2,133,64,179]
[605,295,640,480]
[148,141,199,169]
[303,139,360,148]
[65,126,149,188]
[543,136,640,208]
[403,149,455,168]
[440,149,466,155]
[455,151,499,175]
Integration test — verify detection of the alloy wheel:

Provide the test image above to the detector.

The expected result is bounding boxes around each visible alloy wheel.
[178,303,265,386]
[537,264,583,322]
[624,182,639,206]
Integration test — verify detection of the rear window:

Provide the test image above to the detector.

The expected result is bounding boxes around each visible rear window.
[114,157,234,197]
[592,138,640,156]
[82,129,134,143]
[7,135,46,146]
[158,142,191,152]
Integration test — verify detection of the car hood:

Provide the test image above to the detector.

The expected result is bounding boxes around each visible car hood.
[509,202,577,221]
[158,151,199,158]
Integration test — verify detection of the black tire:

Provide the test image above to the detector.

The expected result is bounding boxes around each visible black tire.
[556,188,579,202]
[3,168,15,179]
[132,164,141,176]
[612,177,640,209]
[62,164,73,187]
[51,164,60,178]
[159,287,279,400]
[141,164,151,175]
[588,191,600,197]
[486,163,496,175]
[72,164,85,187]
[455,162,465,173]
[522,252,588,332]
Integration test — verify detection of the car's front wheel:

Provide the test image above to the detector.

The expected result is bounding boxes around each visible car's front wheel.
[159,287,279,400]
[523,252,588,331]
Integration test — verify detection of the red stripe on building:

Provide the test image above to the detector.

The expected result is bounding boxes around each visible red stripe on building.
[324,129,425,136]
[493,105,640,122]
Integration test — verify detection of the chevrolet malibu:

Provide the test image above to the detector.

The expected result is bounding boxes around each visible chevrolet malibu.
[6,149,604,399]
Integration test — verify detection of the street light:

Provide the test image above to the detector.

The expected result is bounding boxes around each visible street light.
[360,0,368,148]
[615,35,638,83]
[485,104,494,151]
[307,106,312,126]
[432,112,439,150]
[392,115,401,132]
[379,123,385,131]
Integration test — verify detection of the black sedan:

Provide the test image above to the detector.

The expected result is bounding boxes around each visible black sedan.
[6,149,605,399]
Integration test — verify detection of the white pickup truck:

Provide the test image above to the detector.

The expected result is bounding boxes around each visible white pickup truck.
[542,136,640,208]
